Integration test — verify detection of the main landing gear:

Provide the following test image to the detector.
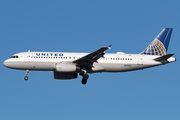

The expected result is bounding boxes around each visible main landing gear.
[24,70,29,80]
[79,69,89,85]
[81,74,89,85]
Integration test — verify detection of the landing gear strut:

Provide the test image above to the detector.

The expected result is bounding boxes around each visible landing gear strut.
[24,70,29,80]
[79,68,89,85]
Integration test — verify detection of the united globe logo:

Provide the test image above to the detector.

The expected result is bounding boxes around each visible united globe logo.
[141,39,166,56]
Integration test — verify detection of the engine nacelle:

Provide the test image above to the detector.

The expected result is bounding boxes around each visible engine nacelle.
[55,62,77,72]
[54,71,77,80]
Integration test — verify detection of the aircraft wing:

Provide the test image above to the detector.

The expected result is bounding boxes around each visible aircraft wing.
[73,45,111,65]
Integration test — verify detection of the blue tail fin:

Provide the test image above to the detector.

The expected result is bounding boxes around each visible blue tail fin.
[141,28,173,56]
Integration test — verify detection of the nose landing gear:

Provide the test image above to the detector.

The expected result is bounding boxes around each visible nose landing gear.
[24,70,29,80]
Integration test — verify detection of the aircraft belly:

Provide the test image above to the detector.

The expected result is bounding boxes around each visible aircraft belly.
[97,63,155,72]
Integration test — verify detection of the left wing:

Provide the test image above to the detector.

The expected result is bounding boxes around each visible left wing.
[73,45,111,66]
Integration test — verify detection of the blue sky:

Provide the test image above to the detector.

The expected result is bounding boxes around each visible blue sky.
[1,0,180,120]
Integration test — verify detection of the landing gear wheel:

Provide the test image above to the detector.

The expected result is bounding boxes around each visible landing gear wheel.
[81,79,87,85]
[83,74,89,79]
[24,76,28,80]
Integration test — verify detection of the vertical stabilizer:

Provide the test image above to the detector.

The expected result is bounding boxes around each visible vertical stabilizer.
[141,28,173,56]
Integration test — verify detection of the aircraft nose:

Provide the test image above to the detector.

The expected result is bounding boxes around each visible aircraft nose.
[3,60,10,68]
[3,60,8,67]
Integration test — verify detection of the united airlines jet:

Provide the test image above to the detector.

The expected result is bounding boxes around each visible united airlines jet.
[4,28,176,84]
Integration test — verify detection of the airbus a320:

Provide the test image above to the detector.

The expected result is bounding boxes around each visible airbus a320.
[4,28,176,84]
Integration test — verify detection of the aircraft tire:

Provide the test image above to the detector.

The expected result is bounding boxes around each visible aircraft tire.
[24,76,28,80]
[83,74,89,80]
[81,79,87,85]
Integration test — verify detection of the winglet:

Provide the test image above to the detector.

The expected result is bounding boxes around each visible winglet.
[108,44,112,49]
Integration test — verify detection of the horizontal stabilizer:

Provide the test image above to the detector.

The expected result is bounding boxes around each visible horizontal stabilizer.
[154,54,174,61]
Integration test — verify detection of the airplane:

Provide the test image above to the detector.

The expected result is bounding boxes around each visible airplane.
[3,28,176,84]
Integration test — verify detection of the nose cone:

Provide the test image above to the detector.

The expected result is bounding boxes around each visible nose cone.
[3,59,11,68]
[3,60,9,67]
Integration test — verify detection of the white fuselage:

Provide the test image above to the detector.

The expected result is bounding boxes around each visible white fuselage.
[3,52,176,73]
[3,28,175,84]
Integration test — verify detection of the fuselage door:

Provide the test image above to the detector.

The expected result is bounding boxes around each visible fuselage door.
[24,52,30,62]
[137,55,143,65]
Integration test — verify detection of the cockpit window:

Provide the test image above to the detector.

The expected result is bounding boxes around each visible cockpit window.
[11,56,18,58]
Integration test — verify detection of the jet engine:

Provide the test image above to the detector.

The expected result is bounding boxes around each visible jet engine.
[54,71,77,80]
[55,62,77,72]
[54,62,78,80]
